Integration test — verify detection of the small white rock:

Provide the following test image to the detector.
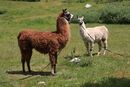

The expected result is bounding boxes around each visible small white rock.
[127,62,130,64]
[38,81,46,85]
[85,4,92,8]
[70,57,81,63]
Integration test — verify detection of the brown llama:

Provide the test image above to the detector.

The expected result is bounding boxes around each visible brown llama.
[17,9,73,75]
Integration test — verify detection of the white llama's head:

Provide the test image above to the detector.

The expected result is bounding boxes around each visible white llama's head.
[77,16,84,25]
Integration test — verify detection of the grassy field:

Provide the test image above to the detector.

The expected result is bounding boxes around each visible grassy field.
[0,1,130,87]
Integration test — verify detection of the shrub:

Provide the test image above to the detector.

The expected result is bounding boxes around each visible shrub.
[62,0,88,3]
[94,0,125,4]
[11,0,40,2]
[99,2,130,24]
[71,1,130,24]
[84,10,101,23]
[71,9,101,23]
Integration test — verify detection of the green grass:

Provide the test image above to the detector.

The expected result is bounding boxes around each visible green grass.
[0,1,130,87]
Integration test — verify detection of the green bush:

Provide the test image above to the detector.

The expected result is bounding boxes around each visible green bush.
[11,0,40,2]
[99,2,130,24]
[84,10,101,23]
[94,0,125,4]
[62,0,88,3]
[71,1,130,24]
[71,9,101,23]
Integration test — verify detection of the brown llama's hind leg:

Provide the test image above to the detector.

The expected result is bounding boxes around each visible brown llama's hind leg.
[21,49,32,73]
[49,52,57,75]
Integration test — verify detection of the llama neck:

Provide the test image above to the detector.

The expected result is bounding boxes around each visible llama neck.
[80,22,95,41]
[82,22,87,29]
[58,13,64,18]
[80,22,88,32]
[56,17,70,40]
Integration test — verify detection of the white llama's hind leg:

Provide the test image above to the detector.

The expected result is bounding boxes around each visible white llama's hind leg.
[103,40,107,55]
[97,41,102,56]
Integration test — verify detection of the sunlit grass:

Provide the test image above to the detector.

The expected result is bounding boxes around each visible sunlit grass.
[0,1,130,87]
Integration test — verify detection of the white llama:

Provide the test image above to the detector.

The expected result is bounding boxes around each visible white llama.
[78,16,108,57]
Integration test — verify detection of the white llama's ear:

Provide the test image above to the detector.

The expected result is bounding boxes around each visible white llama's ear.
[77,15,79,18]
[82,16,84,19]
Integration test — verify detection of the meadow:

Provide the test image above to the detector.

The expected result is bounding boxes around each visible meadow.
[0,0,130,87]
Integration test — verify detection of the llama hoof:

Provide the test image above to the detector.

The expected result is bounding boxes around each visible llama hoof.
[28,70,32,73]
[103,50,106,55]
[51,70,56,76]
[97,52,100,56]
[51,73,56,76]
[97,54,100,56]
[22,70,25,73]
[90,55,93,57]
[103,52,106,55]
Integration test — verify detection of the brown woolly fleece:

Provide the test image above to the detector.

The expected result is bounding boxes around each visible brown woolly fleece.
[17,10,70,75]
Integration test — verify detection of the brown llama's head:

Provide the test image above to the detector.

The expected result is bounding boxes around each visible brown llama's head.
[58,9,73,23]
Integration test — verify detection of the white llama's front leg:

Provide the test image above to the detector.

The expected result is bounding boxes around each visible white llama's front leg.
[103,40,107,55]
[84,42,90,55]
[97,41,102,56]
[87,42,91,56]
[90,42,94,57]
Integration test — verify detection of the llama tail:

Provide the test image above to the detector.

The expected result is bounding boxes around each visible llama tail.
[104,26,109,33]
[17,32,21,40]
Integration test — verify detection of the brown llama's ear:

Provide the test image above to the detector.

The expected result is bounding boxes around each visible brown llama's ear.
[62,8,67,13]
[65,8,67,11]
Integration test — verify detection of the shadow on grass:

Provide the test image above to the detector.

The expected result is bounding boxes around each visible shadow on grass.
[64,53,94,68]
[79,61,93,67]
[6,70,52,76]
[64,53,98,59]
[64,55,81,59]
[83,53,98,57]
[0,10,7,15]
[80,77,130,87]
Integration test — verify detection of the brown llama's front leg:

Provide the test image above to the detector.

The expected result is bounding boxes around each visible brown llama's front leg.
[49,52,57,75]
[21,57,25,73]
[26,50,32,72]
[21,50,26,73]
